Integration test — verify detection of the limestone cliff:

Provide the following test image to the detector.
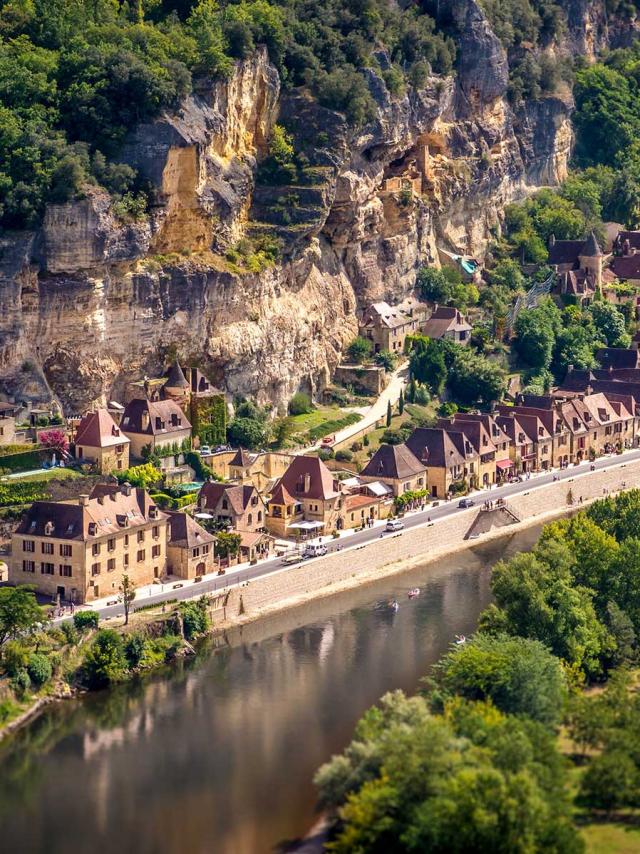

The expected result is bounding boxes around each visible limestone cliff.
[0,1,626,413]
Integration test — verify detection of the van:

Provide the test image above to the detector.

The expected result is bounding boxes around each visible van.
[303,542,328,559]
[385,519,404,532]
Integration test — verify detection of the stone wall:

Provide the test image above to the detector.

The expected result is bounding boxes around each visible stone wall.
[334,365,387,396]
[210,457,640,626]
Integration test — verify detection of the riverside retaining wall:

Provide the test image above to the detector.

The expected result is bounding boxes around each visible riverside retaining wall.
[211,457,640,627]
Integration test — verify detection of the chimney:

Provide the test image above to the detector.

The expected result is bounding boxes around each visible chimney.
[79,494,89,507]
[121,482,132,496]
[141,410,150,431]
[567,364,574,374]
[549,233,556,248]
[304,473,311,492]
[97,495,104,505]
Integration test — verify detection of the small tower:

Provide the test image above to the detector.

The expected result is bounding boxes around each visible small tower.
[163,361,190,404]
[579,231,604,296]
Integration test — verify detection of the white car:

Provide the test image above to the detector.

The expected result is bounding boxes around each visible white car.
[199,445,212,455]
[385,519,405,532]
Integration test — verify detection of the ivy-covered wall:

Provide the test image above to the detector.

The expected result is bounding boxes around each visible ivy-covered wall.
[190,394,227,446]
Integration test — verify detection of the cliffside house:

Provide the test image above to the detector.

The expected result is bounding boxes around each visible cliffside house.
[422,305,472,344]
[197,481,266,533]
[0,402,17,446]
[359,443,427,497]
[120,398,192,460]
[266,455,343,537]
[404,427,478,498]
[73,408,130,474]
[126,362,227,446]
[166,511,215,579]
[359,296,429,354]
[227,448,294,492]
[9,483,168,604]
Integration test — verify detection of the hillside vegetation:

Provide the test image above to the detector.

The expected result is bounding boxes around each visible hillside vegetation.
[0,0,453,231]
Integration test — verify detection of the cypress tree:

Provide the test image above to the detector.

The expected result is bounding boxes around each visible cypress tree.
[399,389,405,415]
[386,400,392,427]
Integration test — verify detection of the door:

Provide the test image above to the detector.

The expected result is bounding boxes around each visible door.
[56,585,65,600]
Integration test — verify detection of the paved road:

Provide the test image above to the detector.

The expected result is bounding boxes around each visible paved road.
[304,361,409,452]
[86,447,640,623]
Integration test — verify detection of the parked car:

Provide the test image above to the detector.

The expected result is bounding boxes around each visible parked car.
[200,445,212,455]
[281,553,303,566]
[303,542,328,558]
[509,475,523,483]
[385,519,405,532]
[458,498,475,509]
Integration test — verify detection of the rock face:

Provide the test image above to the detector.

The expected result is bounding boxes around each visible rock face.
[0,3,622,412]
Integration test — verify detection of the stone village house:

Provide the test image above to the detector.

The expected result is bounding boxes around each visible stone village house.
[120,398,192,460]
[73,408,130,474]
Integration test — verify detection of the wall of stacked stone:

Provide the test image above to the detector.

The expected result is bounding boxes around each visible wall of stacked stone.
[211,458,640,625]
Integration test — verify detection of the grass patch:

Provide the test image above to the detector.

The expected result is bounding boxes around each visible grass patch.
[581,820,640,854]
[9,468,83,483]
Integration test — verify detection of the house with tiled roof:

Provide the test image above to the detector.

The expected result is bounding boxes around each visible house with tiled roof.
[10,483,168,603]
[120,398,191,459]
[597,348,640,370]
[74,408,130,473]
[549,231,608,301]
[266,455,344,537]
[360,443,427,496]
[359,296,429,354]
[422,306,471,344]
[166,511,215,579]
[197,481,266,533]
[404,427,477,498]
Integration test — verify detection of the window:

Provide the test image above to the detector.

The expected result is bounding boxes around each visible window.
[124,553,129,567]
[60,544,72,557]
[152,545,161,558]
[137,530,145,544]
[22,560,35,573]
[203,545,209,555]
[92,543,101,556]
[60,565,72,577]
[257,511,262,523]
[152,526,159,539]
[91,563,100,576]
[192,547,200,558]
[107,558,116,572]
[222,499,228,509]
[108,538,116,552]
[124,534,129,547]
[23,540,35,553]
[41,562,54,575]
[137,549,145,562]
[41,541,54,555]
[248,513,252,526]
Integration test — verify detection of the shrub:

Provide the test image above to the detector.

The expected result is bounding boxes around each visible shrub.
[11,669,31,695]
[179,599,210,640]
[124,633,146,668]
[60,622,78,645]
[27,652,52,687]
[318,448,334,461]
[0,699,18,723]
[335,449,353,462]
[414,385,431,405]
[73,611,99,631]
[289,392,313,416]
[346,337,373,364]
[2,640,30,677]
[83,629,128,688]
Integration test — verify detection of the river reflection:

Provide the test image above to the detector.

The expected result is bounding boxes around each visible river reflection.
[0,526,542,854]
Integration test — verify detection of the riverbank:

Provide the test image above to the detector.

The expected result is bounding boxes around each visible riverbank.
[207,455,640,634]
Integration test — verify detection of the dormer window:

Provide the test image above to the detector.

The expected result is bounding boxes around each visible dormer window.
[88,522,97,536]
[538,427,543,437]
[44,521,54,536]
[112,426,120,437]
[149,506,158,519]
[155,417,163,430]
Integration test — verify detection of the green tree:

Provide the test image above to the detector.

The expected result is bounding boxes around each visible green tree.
[398,389,404,415]
[447,349,506,408]
[386,399,392,427]
[374,350,396,372]
[432,633,568,726]
[0,587,43,651]
[514,309,556,370]
[116,463,162,490]
[490,259,526,291]
[416,267,454,303]
[590,301,631,348]
[118,574,137,626]
[227,417,269,450]
[215,531,241,559]
[578,750,639,813]
[409,336,447,395]
[83,629,128,687]
[347,336,373,364]
[288,392,312,416]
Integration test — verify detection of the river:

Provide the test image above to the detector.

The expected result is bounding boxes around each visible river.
[0,525,543,854]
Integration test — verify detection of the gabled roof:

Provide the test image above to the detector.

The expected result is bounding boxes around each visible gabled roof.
[611,255,640,280]
[269,481,297,505]
[75,409,129,449]
[405,428,468,469]
[423,306,471,339]
[276,455,339,500]
[437,417,496,456]
[360,443,426,480]
[121,398,191,437]
[548,240,584,267]
[615,230,640,251]
[596,348,640,370]
[198,481,259,515]
[167,511,216,549]
[165,361,189,389]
